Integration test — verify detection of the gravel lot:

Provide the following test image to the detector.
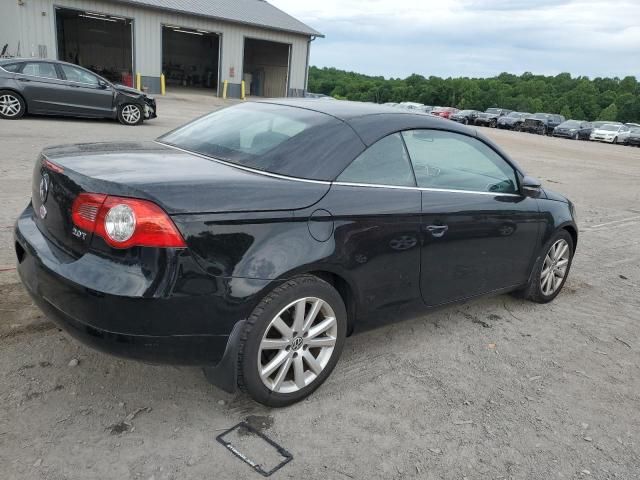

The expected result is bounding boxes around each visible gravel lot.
[1,94,639,480]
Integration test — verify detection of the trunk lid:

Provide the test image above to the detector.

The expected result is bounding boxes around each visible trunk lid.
[33,141,330,255]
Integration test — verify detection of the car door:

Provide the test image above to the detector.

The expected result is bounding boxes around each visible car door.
[401,129,542,307]
[56,64,114,117]
[327,133,423,317]
[14,62,70,114]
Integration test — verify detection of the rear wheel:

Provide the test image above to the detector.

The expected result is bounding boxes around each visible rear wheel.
[521,230,574,303]
[238,275,347,407]
[573,132,579,140]
[117,103,143,126]
[0,91,25,119]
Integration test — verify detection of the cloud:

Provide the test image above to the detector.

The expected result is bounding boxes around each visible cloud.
[270,0,640,79]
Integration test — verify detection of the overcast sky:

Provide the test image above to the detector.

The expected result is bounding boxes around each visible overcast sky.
[270,0,640,79]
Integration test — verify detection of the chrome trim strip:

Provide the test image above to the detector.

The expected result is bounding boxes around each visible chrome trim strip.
[155,141,332,185]
[332,181,522,197]
[156,142,522,196]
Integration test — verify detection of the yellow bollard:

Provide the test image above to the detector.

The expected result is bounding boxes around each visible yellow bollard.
[160,74,166,96]
[222,80,228,99]
[241,80,246,100]
[136,73,142,91]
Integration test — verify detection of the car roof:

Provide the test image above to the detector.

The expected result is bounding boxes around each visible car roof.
[252,99,523,174]
[0,58,82,69]
[258,98,413,120]
[257,98,476,142]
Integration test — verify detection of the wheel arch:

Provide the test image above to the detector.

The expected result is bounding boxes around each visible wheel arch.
[562,224,578,250]
[304,269,358,336]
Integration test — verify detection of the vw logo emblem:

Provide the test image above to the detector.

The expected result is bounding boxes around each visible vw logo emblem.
[39,173,50,204]
[291,337,303,351]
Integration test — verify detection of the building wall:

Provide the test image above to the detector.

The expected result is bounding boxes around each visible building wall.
[0,0,311,96]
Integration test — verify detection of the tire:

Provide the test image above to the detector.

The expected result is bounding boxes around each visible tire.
[490,119,497,128]
[0,90,26,120]
[237,275,347,407]
[464,118,469,125]
[613,136,618,144]
[521,230,574,304]
[573,133,579,140]
[117,103,143,125]
[514,124,521,132]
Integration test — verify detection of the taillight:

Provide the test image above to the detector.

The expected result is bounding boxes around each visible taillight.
[71,193,186,249]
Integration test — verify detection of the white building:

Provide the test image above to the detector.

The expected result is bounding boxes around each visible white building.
[0,0,322,97]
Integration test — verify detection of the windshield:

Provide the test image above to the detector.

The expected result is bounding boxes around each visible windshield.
[600,124,620,132]
[486,108,501,114]
[159,102,364,181]
[561,121,580,127]
[432,107,449,112]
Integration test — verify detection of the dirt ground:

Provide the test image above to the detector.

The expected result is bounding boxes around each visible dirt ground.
[1,94,639,480]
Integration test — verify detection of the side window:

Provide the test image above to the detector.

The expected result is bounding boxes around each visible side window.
[21,62,59,79]
[337,133,415,187]
[1,63,22,73]
[401,130,518,194]
[59,64,99,85]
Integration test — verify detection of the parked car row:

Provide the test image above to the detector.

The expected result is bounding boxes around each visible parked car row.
[390,102,640,147]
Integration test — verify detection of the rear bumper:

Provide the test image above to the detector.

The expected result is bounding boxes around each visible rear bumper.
[13,205,250,367]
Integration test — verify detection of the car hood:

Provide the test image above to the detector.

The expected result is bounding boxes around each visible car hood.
[40,142,330,214]
[113,84,148,97]
[592,128,618,135]
[542,188,569,203]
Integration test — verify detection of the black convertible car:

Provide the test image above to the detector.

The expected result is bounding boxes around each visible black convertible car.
[15,100,578,406]
[0,58,156,125]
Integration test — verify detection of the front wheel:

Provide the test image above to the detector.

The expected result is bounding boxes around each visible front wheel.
[0,91,26,119]
[117,103,143,125]
[490,119,497,128]
[237,275,347,407]
[521,230,574,303]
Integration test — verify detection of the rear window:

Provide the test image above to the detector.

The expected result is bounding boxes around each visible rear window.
[159,102,365,181]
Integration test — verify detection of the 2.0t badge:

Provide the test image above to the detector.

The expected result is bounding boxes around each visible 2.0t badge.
[39,172,50,219]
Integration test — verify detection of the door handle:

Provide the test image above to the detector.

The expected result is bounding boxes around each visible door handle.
[17,77,31,82]
[426,225,448,238]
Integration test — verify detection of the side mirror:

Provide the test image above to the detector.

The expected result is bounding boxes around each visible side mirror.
[98,80,109,89]
[521,175,542,197]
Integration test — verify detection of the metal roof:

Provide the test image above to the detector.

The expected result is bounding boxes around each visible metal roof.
[106,0,323,37]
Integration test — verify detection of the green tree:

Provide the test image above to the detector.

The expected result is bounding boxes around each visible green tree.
[306,66,639,122]
[598,103,618,121]
[560,106,573,119]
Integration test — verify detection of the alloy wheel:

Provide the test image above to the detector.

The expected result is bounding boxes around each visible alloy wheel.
[121,104,141,124]
[258,297,337,394]
[540,239,570,296]
[0,94,21,117]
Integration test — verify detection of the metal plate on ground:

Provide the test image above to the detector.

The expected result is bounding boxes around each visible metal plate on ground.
[216,422,293,477]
